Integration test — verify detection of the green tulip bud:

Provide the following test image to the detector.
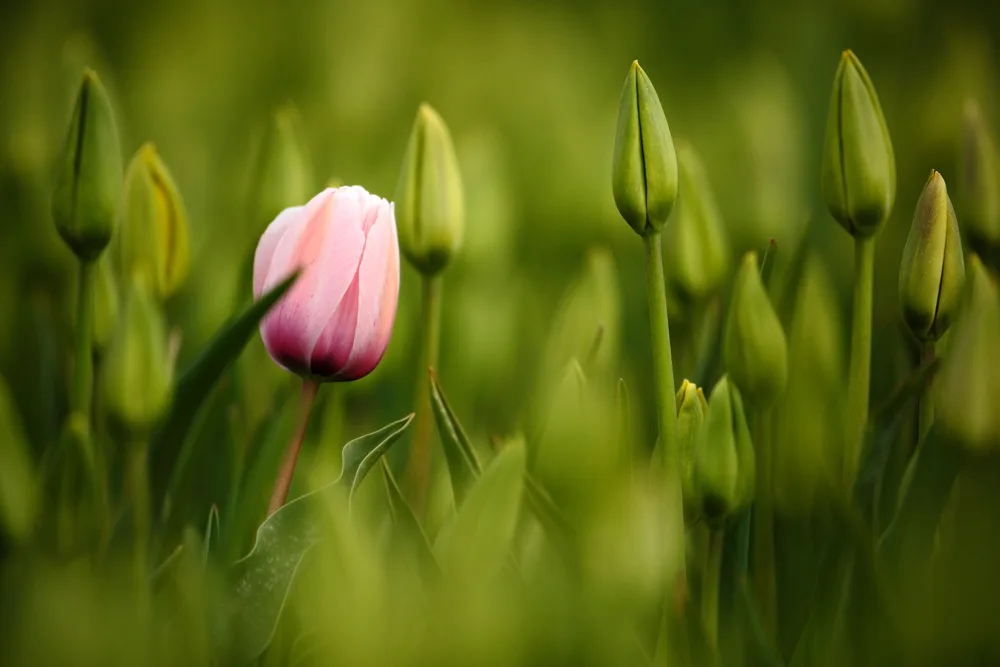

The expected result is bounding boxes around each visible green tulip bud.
[51,69,123,261]
[959,101,1000,261]
[724,251,788,407]
[820,50,896,238]
[248,104,313,236]
[612,61,678,237]
[116,143,190,300]
[899,170,965,342]
[937,256,1000,452]
[102,277,172,432]
[774,256,844,516]
[395,103,464,275]
[92,256,119,352]
[665,141,730,304]
[695,375,755,525]
[676,379,708,523]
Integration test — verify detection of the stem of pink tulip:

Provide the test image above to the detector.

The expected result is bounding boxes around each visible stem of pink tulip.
[267,379,320,516]
[405,274,442,515]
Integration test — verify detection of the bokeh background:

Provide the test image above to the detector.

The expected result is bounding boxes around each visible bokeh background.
[3,0,999,457]
[3,0,1000,663]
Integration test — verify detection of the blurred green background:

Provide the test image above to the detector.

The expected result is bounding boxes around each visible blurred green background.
[2,0,998,466]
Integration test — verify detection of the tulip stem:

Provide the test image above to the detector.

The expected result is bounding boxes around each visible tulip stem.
[703,528,724,651]
[917,342,935,446]
[127,437,150,607]
[844,235,875,490]
[72,259,97,448]
[267,379,320,516]
[406,273,442,515]
[752,408,776,640]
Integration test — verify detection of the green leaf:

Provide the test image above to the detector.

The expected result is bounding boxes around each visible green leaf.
[335,413,415,502]
[436,438,525,580]
[616,377,632,471]
[380,459,440,576]
[0,376,37,543]
[150,542,185,590]
[150,273,298,511]
[878,425,963,572]
[203,504,220,568]
[225,415,413,663]
[430,369,481,503]
[855,357,940,530]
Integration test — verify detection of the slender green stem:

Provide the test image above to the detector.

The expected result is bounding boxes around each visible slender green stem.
[405,273,442,515]
[844,236,875,490]
[917,342,936,446]
[128,437,150,606]
[702,528,724,651]
[644,233,687,667]
[72,260,97,466]
[267,379,320,516]
[752,408,776,639]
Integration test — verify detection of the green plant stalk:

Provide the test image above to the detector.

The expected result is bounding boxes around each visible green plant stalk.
[702,528,724,651]
[844,236,875,489]
[72,260,97,454]
[405,273,442,515]
[752,408,776,639]
[128,437,151,607]
[917,342,935,446]
[267,379,319,516]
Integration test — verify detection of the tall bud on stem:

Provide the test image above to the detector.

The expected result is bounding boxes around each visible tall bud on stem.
[52,68,123,468]
[612,60,685,659]
[395,103,464,512]
[821,49,896,490]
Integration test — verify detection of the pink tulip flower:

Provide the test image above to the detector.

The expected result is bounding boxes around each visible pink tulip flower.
[253,186,400,381]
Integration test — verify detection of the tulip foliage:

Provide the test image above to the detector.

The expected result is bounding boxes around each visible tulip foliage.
[4,44,1000,667]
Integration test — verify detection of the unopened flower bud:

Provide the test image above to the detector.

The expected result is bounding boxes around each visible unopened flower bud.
[102,277,172,432]
[937,255,1000,452]
[724,251,788,407]
[116,143,190,299]
[959,101,1000,261]
[395,104,464,275]
[676,379,707,523]
[695,375,754,525]
[51,69,123,261]
[612,61,678,237]
[92,256,119,352]
[899,171,965,342]
[665,141,730,304]
[820,50,896,238]
[248,105,313,236]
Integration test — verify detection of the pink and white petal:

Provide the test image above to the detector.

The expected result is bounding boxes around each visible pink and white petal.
[253,205,303,299]
[337,200,400,380]
[264,189,365,368]
[310,274,361,379]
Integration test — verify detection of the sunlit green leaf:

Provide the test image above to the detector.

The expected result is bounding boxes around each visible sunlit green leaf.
[225,415,413,663]
[436,437,525,581]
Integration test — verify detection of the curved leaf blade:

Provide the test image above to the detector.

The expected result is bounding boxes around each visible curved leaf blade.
[381,459,440,577]
[430,370,481,503]
[225,414,413,663]
[336,413,414,501]
[151,273,298,508]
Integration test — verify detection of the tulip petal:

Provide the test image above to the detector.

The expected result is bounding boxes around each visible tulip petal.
[311,274,360,379]
[262,189,365,373]
[253,205,302,300]
[338,197,399,380]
